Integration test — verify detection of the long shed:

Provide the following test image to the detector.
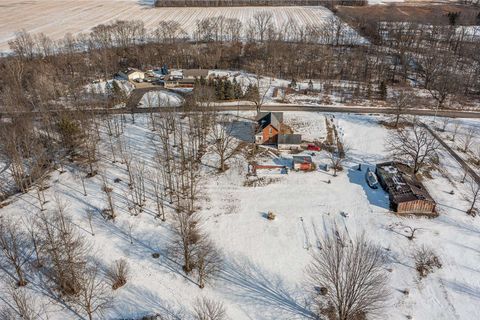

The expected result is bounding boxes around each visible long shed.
[376,162,436,216]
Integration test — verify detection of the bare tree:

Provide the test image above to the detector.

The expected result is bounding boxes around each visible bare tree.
[101,174,116,221]
[327,142,350,177]
[193,297,228,320]
[106,259,129,290]
[36,200,89,296]
[307,231,389,320]
[387,222,422,240]
[386,120,439,174]
[466,178,480,216]
[451,120,461,141]
[211,116,241,172]
[389,89,413,128]
[0,284,44,320]
[247,12,274,42]
[461,127,476,153]
[171,211,201,274]
[74,262,112,320]
[153,166,166,221]
[440,117,450,132]
[195,238,222,289]
[0,218,30,286]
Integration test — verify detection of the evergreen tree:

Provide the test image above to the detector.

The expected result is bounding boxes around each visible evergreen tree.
[218,79,225,100]
[245,83,260,102]
[379,81,387,100]
[214,79,223,100]
[233,78,243,99]
[289,78,297,89]
[308,79,314,91]
[224,80,235,100]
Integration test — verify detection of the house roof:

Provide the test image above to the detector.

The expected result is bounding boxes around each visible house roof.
[123,68,143,75]
[278,134,302,145]
[293,156,313,164]
[376,161,434,204]
[256,112,283,132]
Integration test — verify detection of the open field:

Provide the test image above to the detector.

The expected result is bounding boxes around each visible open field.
[0,0,349,51]
[1,111,479,319]
[339,2,480,26]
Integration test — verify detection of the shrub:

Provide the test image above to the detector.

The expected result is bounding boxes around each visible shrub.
[413,246,442,278]
[106,259,129,290]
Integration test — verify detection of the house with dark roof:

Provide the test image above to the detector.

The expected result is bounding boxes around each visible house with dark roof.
[254,112,302,149]
[254,112,283,145]
[376,161,436,216]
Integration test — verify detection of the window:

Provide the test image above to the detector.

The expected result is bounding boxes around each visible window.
[269,127,273,136]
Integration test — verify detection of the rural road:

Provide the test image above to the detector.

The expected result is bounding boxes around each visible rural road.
[2,105,480,119]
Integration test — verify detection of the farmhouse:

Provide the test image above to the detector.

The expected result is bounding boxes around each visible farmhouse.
[119,68,145,81]
[255,112,283,145]
[376,162,436,216]
[254,112,302,149]
[293,156,313,171]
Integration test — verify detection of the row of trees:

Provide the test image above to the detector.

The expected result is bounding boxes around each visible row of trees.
[2,14,479,119]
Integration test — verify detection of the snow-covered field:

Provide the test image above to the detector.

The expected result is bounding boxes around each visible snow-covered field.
[1,112,479,319]
[0,0,356,51]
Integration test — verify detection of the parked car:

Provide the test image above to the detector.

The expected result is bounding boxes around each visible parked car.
[307,144,321,151]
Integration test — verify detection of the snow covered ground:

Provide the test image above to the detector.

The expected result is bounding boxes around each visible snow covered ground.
[431,118,480,176]
[86,79,135,97]
[0,1,360,52]
[0,112,479,319]
[138,90,184,108]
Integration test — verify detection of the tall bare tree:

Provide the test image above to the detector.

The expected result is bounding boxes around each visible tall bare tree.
[195,238,222,289]
[461,127,476,153]
[74,262,112,320]
[466,178,480,216]
[389,89,413,128]
[211,116,241,172]
[386,120,439,174]
[171,211,201,274]
[0,218,30,286]
[307,231,389,320]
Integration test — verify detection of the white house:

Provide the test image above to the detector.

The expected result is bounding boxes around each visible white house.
[119,68,145,81]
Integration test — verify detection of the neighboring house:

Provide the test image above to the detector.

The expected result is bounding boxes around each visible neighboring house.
[255,112,283,145]
[376,161,436,216]
[278,134,302,150]
[292,156,313,171]
[119,68,145,81]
